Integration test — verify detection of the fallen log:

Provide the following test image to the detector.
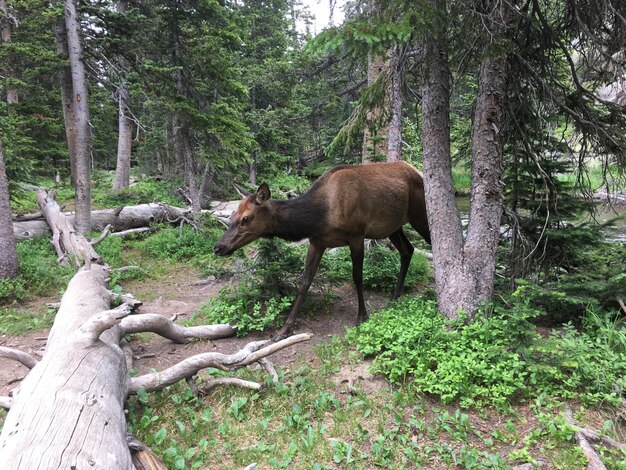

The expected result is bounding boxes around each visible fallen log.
[36,189,102,267]
[13,200,192,240]
[0,262,311,468]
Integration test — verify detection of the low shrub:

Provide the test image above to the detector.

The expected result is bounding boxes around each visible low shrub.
[324,244,431,293]
[348,291,626,407]
[348,297,536,408]
[140,223,223,262]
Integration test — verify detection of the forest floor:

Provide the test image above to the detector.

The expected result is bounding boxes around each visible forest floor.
[1,264,624,469]
[0,267,380,396]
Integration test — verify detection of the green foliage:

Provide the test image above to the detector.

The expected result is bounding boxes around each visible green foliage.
[140,223,223,263]
[348,297,536,407]
[194,293,291,335]
[0,237,73,304]
[324,244,430,293]
[349,292,626,407]
[92,175,184,208]
[0,306,57,335]
[526,309,626,405]
[510,240,626,321]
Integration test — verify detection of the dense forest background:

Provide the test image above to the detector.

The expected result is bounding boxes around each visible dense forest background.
[1,1,626,468]
[1,0,625,314]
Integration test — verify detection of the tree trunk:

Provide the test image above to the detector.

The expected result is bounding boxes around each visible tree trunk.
[0,261,308,467]
[362,49,388,162]
[386,46,403,162]
[36,190,102,267]
[113,80,132,190]
[64,0,92,234]
[0,265,133,468]
[421,0,509,319]
[112,0,132,191]
[0,0,18,104]
[54,21,78,187]
[464,54,507,305]
[0,140,18,278]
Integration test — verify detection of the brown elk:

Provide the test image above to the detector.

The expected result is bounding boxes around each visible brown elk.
[213,162,431,340]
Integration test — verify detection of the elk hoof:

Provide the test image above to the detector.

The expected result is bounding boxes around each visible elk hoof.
[272,329,292,342]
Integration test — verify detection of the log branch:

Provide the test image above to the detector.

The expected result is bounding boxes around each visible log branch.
[0,346,38,369]
[201,377,263,393]
[79,304,132,342]
[258,358,278,383]
[119,313,235,343]
[565,408,622,470]
[89,224,112,245]
[110,227,152,238]
[129,333,312,393]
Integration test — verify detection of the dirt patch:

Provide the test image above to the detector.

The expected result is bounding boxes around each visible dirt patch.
[129,281,390,377]
[0,271,392,398]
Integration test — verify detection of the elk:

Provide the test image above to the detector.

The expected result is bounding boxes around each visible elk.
[213,162,431,340]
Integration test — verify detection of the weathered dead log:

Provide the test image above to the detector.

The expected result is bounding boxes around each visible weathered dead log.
[0,265,134,467]
[0,264,238,467]
[36,189,102,267]
[0,267,310,468]
[13,200,192,240]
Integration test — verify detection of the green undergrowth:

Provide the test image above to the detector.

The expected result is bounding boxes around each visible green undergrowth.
[348,290,626,410]
[10,171,185,214]
[190,237,431,335]
[126,337,625,469]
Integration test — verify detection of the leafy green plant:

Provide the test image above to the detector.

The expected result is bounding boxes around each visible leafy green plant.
[140,223,223,263]
[348,296,537,407]
[0,237,73,304]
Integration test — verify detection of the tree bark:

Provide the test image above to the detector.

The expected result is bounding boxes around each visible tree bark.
[113,81,132,190]
[54,20,78,187]
[421,0,510,319]
[0,0,18,104]
[386,46,403,162]
[0,139,18,278]
[0,259,309,467]
[112,0,132,191]
[0,264,134,468]
[36,189,102,267]
[64,0,92,234]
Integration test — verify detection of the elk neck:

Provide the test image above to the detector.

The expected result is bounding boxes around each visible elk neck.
[264,191,326,242]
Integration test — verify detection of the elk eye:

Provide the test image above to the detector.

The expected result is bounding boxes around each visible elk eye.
[241,216,250,226]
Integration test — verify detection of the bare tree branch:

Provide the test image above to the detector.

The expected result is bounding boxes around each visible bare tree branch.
[129,333,312,393]
[0,346,38,369]
[119,314,235,343]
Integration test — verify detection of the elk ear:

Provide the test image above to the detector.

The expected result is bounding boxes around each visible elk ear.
[234,183,252,199]
[256,183,271,205]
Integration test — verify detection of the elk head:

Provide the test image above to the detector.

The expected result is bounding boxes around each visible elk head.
[213,183,272,257]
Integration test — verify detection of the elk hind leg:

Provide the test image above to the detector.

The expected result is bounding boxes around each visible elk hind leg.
[389,229,414,299]
[349,238,367,324]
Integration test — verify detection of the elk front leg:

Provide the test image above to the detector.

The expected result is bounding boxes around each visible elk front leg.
[349,237,367,324]
[274,241,325,341]
[389,229,414,299]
